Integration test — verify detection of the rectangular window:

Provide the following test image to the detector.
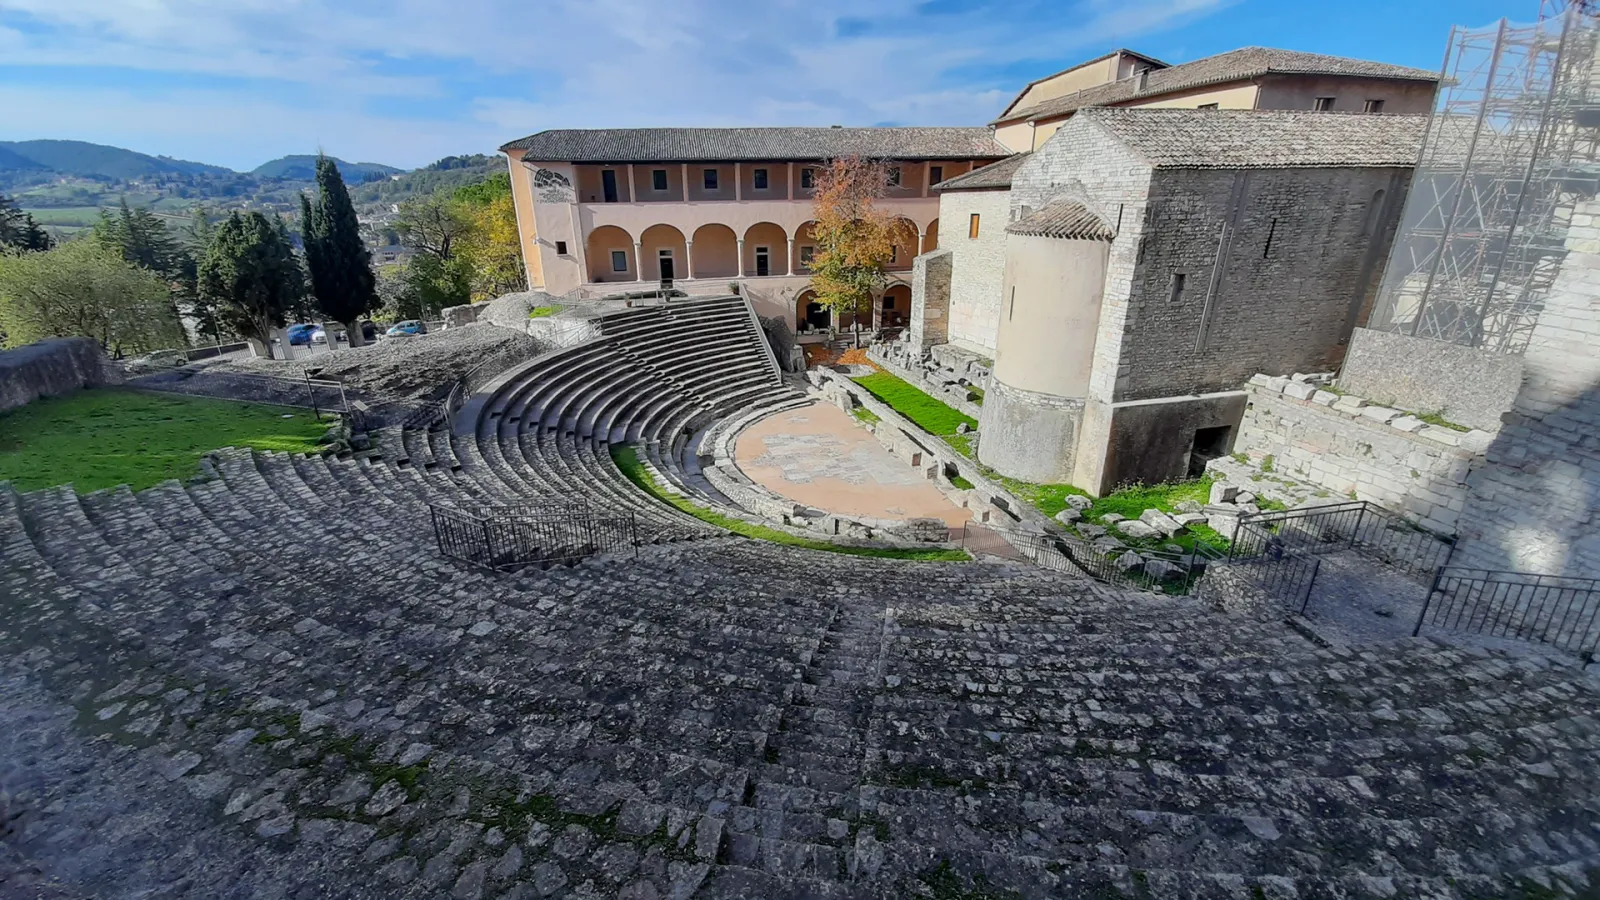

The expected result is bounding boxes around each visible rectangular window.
[1364,98,1385,113]
[652,169,668,191]
[1263,218,1278,258]
[1313,97,1335,112]
[886,166,902,187]
[800,168,815,190]
[890,245,898,263]
[611,250,628,272]
[1169,272,1187,303]
[753,168,768,189]
[968,213,980,239]
[929,165,944,185]
[703,168,718,190]
[1197,103,1219,110]
[799,245,815,265]
[555,241,568,255]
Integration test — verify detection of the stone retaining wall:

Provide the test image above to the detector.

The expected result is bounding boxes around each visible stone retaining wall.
[865,341,985,420]
[0,337,118,413]
[1233,373,1490,535]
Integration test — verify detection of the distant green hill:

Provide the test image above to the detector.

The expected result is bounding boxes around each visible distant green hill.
[251,155,402,183]
[349,154,502,204]
[0,139,235,180]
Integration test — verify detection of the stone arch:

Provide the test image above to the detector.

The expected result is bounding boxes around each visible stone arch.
[880,283,912,329]
[792,221,818,274]
[796,288,831,333]
[640,224,687,282]
[691,223,738,280]
[587,225,634,283]
[921,218,940,254]
[743,222,787,277]
[887,216,919,272]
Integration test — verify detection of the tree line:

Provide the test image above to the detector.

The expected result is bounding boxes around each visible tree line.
[380,171,523,320]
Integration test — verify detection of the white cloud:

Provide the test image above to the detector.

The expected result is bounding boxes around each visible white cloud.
[0,0,1235,168]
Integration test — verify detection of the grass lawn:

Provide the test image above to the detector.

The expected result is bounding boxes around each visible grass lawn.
[0,388,330,493]
[527,306,560,319]
[849,370,976,436]
[609,445,969,562]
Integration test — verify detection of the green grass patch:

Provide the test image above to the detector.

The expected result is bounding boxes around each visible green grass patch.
[608,444,968,562]
[1260,454,1275,473]
[1417,410,1470,432]
[850,371,976,436]
[1078,476,1229,552]
[950,474,974,491]
[0,388,329,493]
[20,206,106,227]
[849,406,881,426]
[945,432,975,459]
[527,305,560,319]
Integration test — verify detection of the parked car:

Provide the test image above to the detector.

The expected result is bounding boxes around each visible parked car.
[286,323,317,345]
[386,320,427,337]
[310,326,329,344]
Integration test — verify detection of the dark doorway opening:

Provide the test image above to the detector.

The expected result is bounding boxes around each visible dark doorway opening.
[1189,425,1232,477]
[805,302,831,330]
[602,170,618,203]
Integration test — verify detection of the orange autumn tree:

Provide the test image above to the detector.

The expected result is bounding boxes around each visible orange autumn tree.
[808,157,917,326]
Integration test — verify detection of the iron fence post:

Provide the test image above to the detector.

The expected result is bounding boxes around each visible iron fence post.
[1414,567,1445,637]
[1350,503,1366,550]
[1300,557,1321,616]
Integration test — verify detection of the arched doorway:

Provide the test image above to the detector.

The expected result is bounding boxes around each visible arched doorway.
[792,221,818,274]
[921,218,940,253]
[586,225,634,283]
[795,289,831,333]
[887,217,918,272]
[879,284,911,329]
[639,224,687,283]
[743,222,787,277]
[690,223,738,280]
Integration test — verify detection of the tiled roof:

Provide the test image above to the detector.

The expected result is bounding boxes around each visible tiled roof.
[996,47,1439,124]
[932,153,1032,192]
[1079,108,1427,169]
[1006,199,1116,240]
[995,49,1171,120]
[501,127,1011,161]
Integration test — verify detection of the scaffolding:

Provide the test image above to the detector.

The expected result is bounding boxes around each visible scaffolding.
[1368,5,1600,354]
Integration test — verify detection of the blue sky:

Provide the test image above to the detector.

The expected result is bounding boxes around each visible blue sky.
[0,0,1527,171]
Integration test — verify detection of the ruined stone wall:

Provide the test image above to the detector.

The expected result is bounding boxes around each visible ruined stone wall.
[0,337,117,413]
[937,189,1010,355]
[1452,199,1600,576]
[1233,376,1484,535]
[907,249,952,352]
[1118,165,1408,402]
[1337,327,1522,432]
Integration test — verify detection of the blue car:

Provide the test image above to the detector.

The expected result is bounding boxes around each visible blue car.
[285,323,317,345]
[386,320,426,337]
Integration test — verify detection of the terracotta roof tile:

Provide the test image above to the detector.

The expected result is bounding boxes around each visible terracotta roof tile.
[501,127,1010,161]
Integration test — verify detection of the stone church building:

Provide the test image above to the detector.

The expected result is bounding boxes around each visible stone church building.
[919,108,1427,494]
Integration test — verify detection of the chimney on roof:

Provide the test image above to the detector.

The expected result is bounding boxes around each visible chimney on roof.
[1135,68,1149,92]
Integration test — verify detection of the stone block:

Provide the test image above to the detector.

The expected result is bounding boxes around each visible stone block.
[1065,494,1093,511]
[1117,519,1161,539]
[1235,491,1256,504]
[1138,509,1185,536]
[1114,551,1145,572]
[1173,512,1209,527]
[1282,382,1318,401]
[1208,483,1240,505]
[1054,509,1082,525]
[1262,376,1290,395]
[1389,415,1426,433]
[1175,500,1201,513]
[1101,513,1126,524]
[1417,427,1462,447]
[1247,373,1275,387]
[1359,406,1401,424]
[1460,430,1494,454]
[1143,559,1185,581]
[1311,390,1340,407]
[1332,397,1369,413]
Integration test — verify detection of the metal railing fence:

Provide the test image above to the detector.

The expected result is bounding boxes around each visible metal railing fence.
[429,503,637,571]
[1230,501,1455,580]
[1416,567,1599,664]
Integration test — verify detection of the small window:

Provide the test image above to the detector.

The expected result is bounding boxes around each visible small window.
[1263,218,1278,258]
[968,213,980,239]
[703,168,718,190]
[799,245,815,265]
[1364,99,1385,113]
[886,166,902,187]
[1170,272,1187,303]
[1197,103,1219,110]
[611,250,628,272]
[800,168,816,189]
[1008,286,1016,320]
[890,245,898,263]
[929,165,944,185]
[753,168,768,189]
[1313,97,1335,112]
[652,169,668,191]
[554,241,568,255]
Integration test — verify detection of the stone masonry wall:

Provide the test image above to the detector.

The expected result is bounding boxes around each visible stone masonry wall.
[937,189,1011,355]
[1337,327,1523,433]
[1452,199,1600,576]
[907,249,952,352]
[1118,165,1409,401]
[0,337,117,413]
[1233,375,1488,535]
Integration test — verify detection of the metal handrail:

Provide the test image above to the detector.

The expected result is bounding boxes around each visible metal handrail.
[429,503,636,571]
[1415,566,1600,664]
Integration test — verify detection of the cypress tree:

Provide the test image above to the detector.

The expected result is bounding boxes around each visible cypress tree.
[302,155,378,346]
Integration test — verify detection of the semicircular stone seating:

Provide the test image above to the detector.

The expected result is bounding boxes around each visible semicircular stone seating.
[2,299,1599,897]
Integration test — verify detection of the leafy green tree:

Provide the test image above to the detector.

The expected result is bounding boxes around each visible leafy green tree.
[198,211,303,358]
[452,173,525,300]
[0,196,53,252]
[381,253,470,321]
[395,191,471,261]
[0,239,184,356]
[300,155,378,345]
[93,200,186,280]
